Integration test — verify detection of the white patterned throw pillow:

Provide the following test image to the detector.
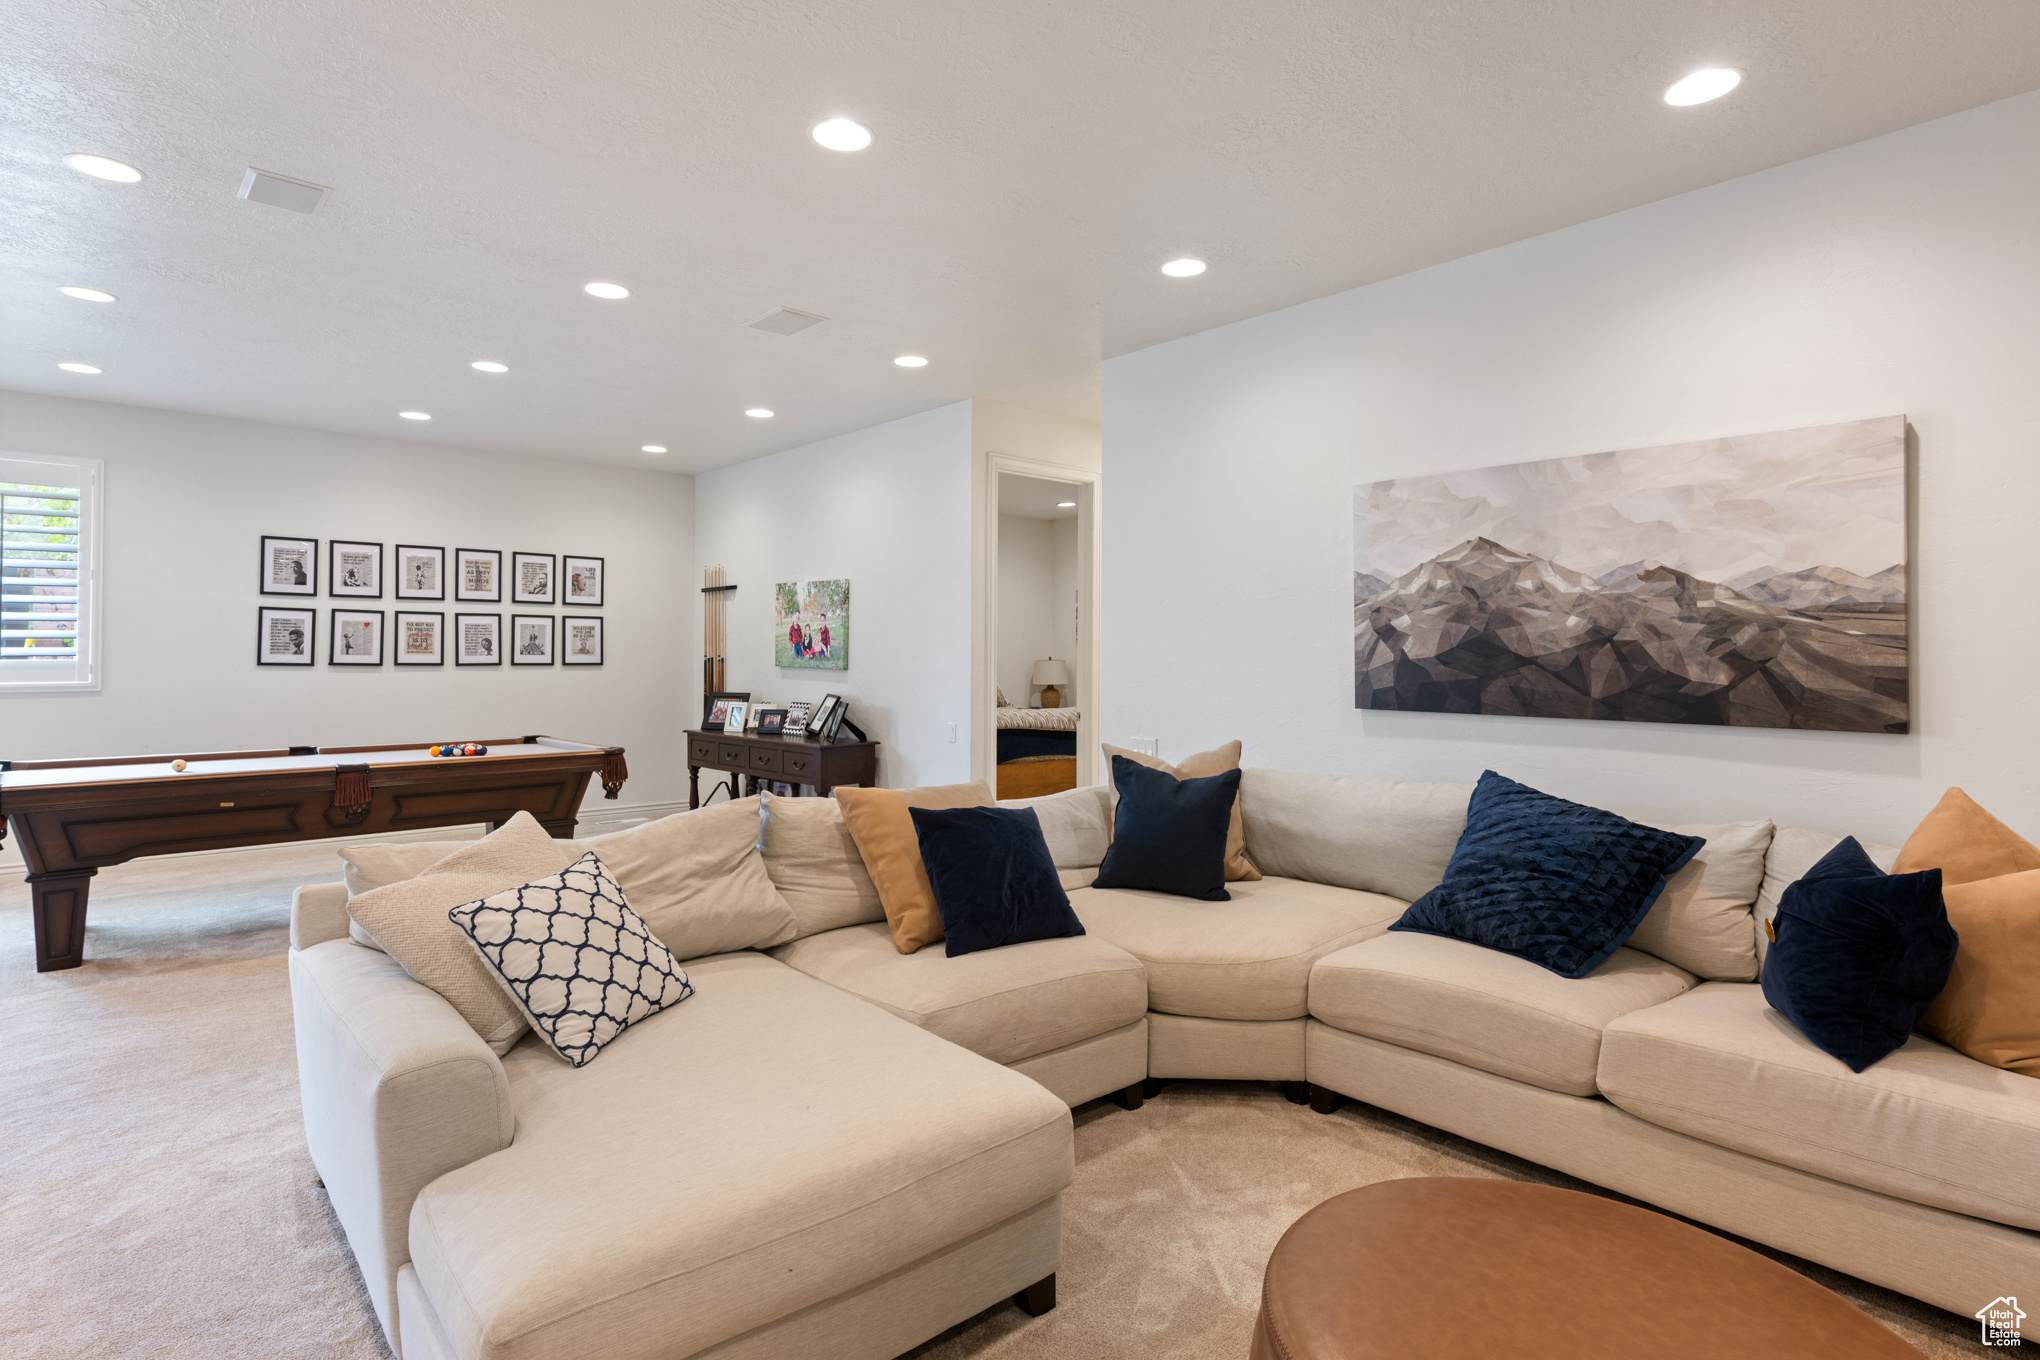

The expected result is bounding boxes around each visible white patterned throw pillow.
[448,852,693,1067]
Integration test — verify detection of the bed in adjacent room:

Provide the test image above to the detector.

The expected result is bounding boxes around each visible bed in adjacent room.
[996,705,1079,798]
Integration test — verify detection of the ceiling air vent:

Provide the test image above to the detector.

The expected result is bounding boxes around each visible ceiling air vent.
[237,168,331,215]
[747,307,828,336]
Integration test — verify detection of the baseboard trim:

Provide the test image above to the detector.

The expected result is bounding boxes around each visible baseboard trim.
[0,799,694,877]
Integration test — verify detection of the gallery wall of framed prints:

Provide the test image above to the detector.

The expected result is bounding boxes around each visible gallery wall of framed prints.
[255,536,605,672]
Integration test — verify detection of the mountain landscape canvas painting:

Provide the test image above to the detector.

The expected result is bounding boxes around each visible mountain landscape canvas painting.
[1353,417,1909,733]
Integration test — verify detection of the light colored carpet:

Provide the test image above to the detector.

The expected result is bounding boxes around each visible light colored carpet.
[0,848,1977,1359]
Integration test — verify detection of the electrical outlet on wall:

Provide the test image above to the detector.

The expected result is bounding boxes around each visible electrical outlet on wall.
[948,723,958,744]
[1124,737,1160,757]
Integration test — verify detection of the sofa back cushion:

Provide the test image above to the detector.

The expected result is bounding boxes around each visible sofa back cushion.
[1237,768,1473,903]
[577,798,797,960]
[760,790,885,937]
[1623,820,1774,981]
[998,784,1112,869]
[1756,827,1900,969]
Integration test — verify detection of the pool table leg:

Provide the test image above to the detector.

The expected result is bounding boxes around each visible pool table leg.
[29,869,95,972]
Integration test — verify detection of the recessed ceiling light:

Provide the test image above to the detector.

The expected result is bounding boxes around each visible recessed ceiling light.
[1664,68,1742,106]
[641,444,668,454]
[893,354,928,368]
[745,408,775,419]
[811,118,872,152]
[57,362,102,374]
[471,360,509,373]
[1057,501,1076,508]
[399,410,432,421]
[59,286,117,303]
[64,153,144,183]
[584,282,630,300]
[1161,258,1207,278]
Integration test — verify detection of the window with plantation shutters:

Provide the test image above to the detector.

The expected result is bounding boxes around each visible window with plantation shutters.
[1,454,100,691]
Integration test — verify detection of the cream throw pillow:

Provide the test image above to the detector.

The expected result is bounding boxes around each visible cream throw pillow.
[578,798,797,960]
[1102,741,1260,881]
[341,837,494,950]
[344,812,581,1053]
[1623,820,1774,981]
[999,784,1113,869]
[759,791,885,937]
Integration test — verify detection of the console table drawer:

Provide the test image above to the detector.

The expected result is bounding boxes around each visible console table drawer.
[748,747,782,774]
[717,742,746,766]
[781,749,815,781]
[689,737,718,765]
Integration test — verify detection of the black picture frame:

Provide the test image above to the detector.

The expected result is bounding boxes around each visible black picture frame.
[511,552,556,605]
[393,610,445,666]
[329,609,386,665]
[510,614,555,665]
[756,708,787,736]
[809,693,842,737]
[453,612,502,665]
[454,548,501,603]
[256,606,316,665]
[562,554,604,607]
[703,691,751,731]
[561,615,603,665]
[395,544,446,601]
[259,535,318,596]
[823,699,850,742]
[329,540,383,598]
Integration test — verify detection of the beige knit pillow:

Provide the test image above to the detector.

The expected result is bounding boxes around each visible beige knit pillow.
[344,812,582,1053]
[578,799,798,960]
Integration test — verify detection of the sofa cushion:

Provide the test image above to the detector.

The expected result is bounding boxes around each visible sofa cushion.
[574,799,797,961]
[1624,820,1773,981]
[410,953,1072,1360]
[1103,740,1259,881]
[1309,933,1696,1096]
[1072,876,1404,1021]
[1753,827,1899,968]
[771,921,1146,1065]
[836,781,996,953]
[998,783,1112,869]
[1094,757,1240,901]
[758,790,885,937]
[1237,768,1474,902]
[1600,982,2040,1231]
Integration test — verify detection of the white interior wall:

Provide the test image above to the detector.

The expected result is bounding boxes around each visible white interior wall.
[996,514,1057,707]
[0,390,695,866]
[1102,90,2040,845]
[693,400,974,789]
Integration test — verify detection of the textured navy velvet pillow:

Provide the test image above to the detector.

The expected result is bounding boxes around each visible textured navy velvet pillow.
[1391,770,1705,978]
[1092,756,1239,901]
[1760,836,1956,1072]
[909,805,1084,958]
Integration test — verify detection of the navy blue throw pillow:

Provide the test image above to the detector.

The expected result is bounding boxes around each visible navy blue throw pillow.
[1391,771,1704,978]
[1092,756,1239,901]
[909,805,1084,958]
[1760,837,1956,1072]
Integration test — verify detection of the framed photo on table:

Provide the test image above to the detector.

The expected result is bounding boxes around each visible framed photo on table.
[563,555,604,607]
[808,694,842,737]
[453,613,502,665]
[704,691,750,731]
[455,548,501,602]
[394,611,444,665]
[511,614,555,665]
[255,606,316,665]
[822,700,850,741]
[395,545,446,600]
[329,540,383,598]
[756,708,787,736]
[511,552,555,605]
[330,609,385,665]
[782,700,812,736]
[561,615,603,665]
[259,535,317,596]
[721,701,749,733]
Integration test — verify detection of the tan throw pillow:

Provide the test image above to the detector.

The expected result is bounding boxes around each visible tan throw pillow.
[1894,787,2040,885]
[1102,741,1260,881]
[1918,868,2040,1076]
[340,837,491,950]
[578,798,797,960]
[1623,821,1774,981]
[344,812,581,1053]
[836,781,995,954]
[759,791,885,937]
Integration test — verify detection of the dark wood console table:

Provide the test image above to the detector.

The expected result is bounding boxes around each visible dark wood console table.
[686,729,878,807]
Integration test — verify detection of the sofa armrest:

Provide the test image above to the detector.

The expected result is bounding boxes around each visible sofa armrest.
[290,940,515,1347]
[291,881,352,950]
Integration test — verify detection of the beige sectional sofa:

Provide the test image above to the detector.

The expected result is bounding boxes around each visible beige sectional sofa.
[289,768,2040,1359]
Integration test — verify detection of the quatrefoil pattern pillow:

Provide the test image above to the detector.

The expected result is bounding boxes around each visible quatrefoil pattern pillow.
[448,852,693,1067]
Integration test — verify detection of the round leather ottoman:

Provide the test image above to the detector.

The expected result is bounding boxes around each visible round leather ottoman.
[1251,1178,1922,1359]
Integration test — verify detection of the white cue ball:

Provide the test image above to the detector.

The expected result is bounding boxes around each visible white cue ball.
[171,759,187,772]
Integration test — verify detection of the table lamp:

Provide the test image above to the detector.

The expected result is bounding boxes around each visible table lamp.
[1031,657,1072,709]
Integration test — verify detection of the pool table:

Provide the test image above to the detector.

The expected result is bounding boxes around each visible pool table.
[1,736,626,971]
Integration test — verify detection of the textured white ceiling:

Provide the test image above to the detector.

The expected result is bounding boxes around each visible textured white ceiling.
[4,1,2038,473]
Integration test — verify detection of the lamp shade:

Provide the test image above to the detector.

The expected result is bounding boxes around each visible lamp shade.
[1030,658,1072,687]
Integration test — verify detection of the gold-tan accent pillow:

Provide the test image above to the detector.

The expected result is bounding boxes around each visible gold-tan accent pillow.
[578,798,797,960]
[835,781,996,954]
[1894,787,2040,885]
[344,811,582,1053]
[1918,868,2040,1077]
[758,791,885,937]
[1101,741,1260,882]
